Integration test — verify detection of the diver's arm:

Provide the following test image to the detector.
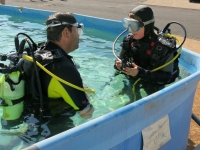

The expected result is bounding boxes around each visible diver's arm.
[78,104,94,119]
[137,66,172,83]
[122,59,179,84]
[122,62,177,84]
[137,51,180,84]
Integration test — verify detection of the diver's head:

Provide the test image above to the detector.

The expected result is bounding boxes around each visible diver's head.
[46,12,77,41]
[122,5,154,39]
[46,12,84,53]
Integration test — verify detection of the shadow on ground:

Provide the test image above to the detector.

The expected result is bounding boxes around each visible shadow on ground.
[189,0,200,3]
[187,139,196,150]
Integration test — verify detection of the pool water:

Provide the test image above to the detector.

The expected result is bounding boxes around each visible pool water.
[0,14,190,149]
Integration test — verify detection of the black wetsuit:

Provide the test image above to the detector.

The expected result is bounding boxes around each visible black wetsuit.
[38,41,90,115]
[117,31,179,84]
[117,5,180,84]
[114,31,180,102]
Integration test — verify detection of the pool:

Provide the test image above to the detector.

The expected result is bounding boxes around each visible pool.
[0,5,200,150]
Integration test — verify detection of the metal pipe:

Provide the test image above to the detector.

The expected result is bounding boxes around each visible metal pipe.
[192,113,200,126]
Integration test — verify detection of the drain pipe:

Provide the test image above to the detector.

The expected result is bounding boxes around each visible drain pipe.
[192,113,200,126]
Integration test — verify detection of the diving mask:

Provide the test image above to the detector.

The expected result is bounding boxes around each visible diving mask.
[77,23,84,36]
[46,21,84,36]
[122,18,154,32]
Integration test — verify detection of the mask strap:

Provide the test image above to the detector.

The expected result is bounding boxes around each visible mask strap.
[143,18,154,26]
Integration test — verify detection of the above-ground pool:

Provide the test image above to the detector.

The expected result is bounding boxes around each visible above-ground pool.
[0,5,200,150]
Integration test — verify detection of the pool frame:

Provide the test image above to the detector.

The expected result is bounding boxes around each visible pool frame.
[1,5,200,150]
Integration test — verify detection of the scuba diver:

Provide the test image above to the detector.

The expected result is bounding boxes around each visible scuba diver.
[113,5,186,102]
[22,12,95,119]
[0,12,95,140]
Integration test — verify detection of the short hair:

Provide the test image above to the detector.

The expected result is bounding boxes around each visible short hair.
[128,13,142,22]
[46,12,77,41]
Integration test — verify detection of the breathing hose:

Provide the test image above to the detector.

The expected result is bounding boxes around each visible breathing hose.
[112,29,127,62]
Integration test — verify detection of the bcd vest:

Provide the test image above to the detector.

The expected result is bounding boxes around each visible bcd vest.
[121,34,177,70]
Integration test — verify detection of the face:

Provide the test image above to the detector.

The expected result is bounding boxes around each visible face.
[71,26,80,49]
[126,15,145,40]
[66,26,80,53]
[131,26,145,40]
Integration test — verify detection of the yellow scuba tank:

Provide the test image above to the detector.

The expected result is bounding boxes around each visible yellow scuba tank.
[0,71,25,120]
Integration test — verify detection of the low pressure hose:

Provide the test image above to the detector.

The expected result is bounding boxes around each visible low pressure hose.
[112,29,127,62]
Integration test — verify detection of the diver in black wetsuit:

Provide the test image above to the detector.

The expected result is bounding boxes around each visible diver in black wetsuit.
[18,12,94,119]
[114,5,180,101]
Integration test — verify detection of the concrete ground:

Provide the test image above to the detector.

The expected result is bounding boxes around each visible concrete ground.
[144,0,200,10]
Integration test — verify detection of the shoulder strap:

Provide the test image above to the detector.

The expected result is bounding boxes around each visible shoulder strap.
[34,48,64,66]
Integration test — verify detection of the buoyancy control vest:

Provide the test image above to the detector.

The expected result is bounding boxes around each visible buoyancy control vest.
[120,33,177,71]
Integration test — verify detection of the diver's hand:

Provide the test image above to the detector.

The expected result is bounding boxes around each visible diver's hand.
[78,104,94,119]
[122,63,139,77]
[115,60,122,70]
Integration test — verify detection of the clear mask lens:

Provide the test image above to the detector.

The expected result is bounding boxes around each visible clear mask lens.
[122,18,141,32]
[77,23,84,36]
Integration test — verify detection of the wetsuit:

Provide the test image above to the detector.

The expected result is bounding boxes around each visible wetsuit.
[115,5,179,85]
[38,41,90,115]
[117,31,179,84]
[114,30,180,102]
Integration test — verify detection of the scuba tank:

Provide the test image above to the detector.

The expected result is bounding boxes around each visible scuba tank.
[0,33,38,121]
[0,71,25,120]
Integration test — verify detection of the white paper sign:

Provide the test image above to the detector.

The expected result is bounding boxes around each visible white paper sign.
[142,115,171,150]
